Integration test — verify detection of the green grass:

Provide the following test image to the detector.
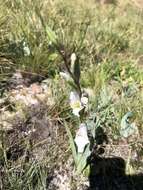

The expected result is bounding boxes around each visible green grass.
[0,0,143,189]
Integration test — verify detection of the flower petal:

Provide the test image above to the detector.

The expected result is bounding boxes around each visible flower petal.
[70,91,83,116]
[81,96,88,106]
[60,72,71,81]
[74,123,89,153]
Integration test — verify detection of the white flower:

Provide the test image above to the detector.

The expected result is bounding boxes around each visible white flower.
[60,72,71,81]
[69,91,89,117]
[71,53,76,64]
[81,96,88,106]
[23,41,30,56]
[69,91,83,117]
[74,123,89,153]
[72,108,81,117]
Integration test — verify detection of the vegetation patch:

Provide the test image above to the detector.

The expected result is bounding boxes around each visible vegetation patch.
[0,0,143,189]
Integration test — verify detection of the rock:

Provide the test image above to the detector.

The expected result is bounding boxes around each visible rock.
[0,111,16,131]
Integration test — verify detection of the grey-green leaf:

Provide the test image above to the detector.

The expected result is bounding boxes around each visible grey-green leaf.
[76,144,91,174]
[86,114,100,139]
[120,112,138,138]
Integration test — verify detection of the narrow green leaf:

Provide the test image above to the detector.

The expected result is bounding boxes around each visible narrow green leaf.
[73,60,80,83]
[46,26,57,44]
[76,144,91,174]
[64,122,77,164]
[67,80,79,91]
[48,53,58,61]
